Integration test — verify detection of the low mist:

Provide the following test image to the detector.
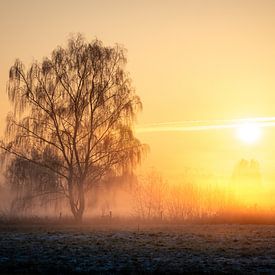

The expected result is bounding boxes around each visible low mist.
[1,161,275,224]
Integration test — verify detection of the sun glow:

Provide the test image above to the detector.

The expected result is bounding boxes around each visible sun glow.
[236,122,262,144]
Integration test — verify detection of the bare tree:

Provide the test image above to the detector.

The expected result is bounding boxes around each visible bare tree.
[1,34,145,222]
[231,159,261,207]
[133,169,167,220]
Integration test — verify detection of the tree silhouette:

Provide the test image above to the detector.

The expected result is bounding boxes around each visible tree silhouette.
[232,159,261,186]
[1,34,145,222]
[231,159,261,206]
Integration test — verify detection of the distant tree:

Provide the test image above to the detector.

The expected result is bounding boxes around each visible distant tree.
[232,159,261,186]
[133,169,167,220]
[231,159,261,206]
[1,34,145,222]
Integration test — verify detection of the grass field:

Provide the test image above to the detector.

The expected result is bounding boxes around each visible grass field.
[0,223,274,274]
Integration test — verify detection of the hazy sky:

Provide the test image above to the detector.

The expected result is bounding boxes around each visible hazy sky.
[1,0,275,178]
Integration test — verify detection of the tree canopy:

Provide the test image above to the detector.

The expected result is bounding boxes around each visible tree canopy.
[1,34,146,221]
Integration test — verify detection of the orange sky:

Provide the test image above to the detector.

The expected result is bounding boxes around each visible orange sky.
[1,0,275,178]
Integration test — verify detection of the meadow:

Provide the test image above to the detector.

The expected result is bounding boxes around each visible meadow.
[0,222,274,274]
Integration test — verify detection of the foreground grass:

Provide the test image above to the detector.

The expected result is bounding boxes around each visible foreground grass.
[0,223,274,274]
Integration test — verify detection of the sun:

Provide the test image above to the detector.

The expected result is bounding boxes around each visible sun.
[236,122,262,144]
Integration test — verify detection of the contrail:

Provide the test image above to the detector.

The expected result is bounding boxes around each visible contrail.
[135,116,275,133]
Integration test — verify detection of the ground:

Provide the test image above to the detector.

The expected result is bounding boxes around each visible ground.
[0,223,274,274]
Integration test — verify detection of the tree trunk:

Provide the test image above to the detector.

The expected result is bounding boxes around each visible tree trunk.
[68,181,85,223]
[73,206,84,223]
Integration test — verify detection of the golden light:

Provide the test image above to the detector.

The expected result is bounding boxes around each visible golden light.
[236,122,262,144]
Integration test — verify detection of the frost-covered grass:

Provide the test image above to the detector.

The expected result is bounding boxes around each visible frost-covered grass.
[0,224,274,274]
